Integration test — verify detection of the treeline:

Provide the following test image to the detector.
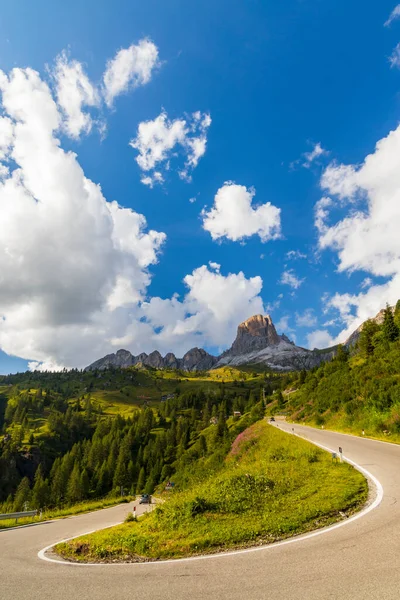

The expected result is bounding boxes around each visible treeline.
[285,303,400,433]
[0,383,265,512]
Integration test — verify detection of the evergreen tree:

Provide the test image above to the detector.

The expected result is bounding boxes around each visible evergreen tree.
[276,391,285,410]
[32,465,50,509]
[80,469,90,499]
[67,462,83,503]
[136,466,146,494]
[198,434,207,457]
[335,344,349,362]
[394,299,400,324]
[359,319,380,356]
[13,476,31,511]
[383,304,399,343]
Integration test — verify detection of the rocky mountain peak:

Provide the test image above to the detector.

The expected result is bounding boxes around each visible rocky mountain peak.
[228,314,280,356]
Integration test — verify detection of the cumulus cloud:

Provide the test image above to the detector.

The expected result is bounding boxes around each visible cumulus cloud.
[140,264,266,353]
[202,182,281,243]
[307,329,335,350]
[317,121,400,342]
[103,39,159,107]
[295,309,317,328]
[290,142,329,170]
[302,142,328,168]
[52,51,99,139]
[279,269,304,289]
[0,64,165,369]
[0,57,269,370]
[314,196,333,234]
[130,110,211,186]
[389,43,400,68]
[385,5,400,27]
[286,249,307,260]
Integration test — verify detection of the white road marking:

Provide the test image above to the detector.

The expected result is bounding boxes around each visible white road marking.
[37,429,384,567]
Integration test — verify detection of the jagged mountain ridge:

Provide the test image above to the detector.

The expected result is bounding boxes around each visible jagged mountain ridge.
[86,314,333,372]
[86,347,217,372]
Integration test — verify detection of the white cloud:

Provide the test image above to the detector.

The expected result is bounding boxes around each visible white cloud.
[317,120,400,343]
[295,309,317,328]
[361,277,373,289]
[389,43,400,68]
[275,315,290,332]
[202,182,281,243]
[208,261,220,272]
[140,265,266,353]
[385,5,400,27]
[286,249,307,260]
[303,142,328,168]
[53,51,99,139]
[279,269,304,289]
[130,110,211,185]
[103,39,159,107]
[141,171,164,188]
[189,196,196,203]
[307,329,335,350]
[314,196,333,234]
[0,57,270,370]
[0,64,165,369]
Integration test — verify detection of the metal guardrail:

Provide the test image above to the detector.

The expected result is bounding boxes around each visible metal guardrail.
[0,510,38,523]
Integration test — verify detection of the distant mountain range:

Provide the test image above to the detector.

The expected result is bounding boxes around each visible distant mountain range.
[86,314,335,372]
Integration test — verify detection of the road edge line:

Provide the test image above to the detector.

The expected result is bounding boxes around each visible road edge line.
[38,432,384,567]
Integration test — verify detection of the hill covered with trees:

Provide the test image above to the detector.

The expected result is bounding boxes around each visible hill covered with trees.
[283,303,400,439]
[0,365,275,515]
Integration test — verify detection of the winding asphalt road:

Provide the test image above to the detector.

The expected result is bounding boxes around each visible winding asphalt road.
[1,423,400,600]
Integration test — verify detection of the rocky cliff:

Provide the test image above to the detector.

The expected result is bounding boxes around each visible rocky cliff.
[86,347,217,372]
[215,314,333,370]
[86,313,334,372]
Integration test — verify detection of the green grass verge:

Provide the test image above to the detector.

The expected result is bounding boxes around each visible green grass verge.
[55,421,367,562]
[0,496,134,530]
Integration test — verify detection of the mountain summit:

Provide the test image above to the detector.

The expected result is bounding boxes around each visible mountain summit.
[229,314,280,354]
[86,313,334,372]
[214,314,331,370]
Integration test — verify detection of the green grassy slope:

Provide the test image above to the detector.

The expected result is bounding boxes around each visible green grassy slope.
[56,420,367,562]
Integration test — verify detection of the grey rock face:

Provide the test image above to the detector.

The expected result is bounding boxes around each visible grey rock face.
[85,313,337,373]
[216,314,334,371]
[144,351,165,369]
[164,352,179,369]
[227,314,280,356]
[181,348,217,371]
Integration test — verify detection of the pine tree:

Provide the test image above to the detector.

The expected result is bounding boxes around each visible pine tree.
[198,434,207,457]
[276,391,285,410]
[335,344,349,362]
[136,466,146,494]
[80,469,90,499]
[383,304,399,343]
[50,458,68,506]
[359,319,379,356]
[394,300,400,329]
[13,476,31,511]
[67,462,83,504]
[32,465,50,509]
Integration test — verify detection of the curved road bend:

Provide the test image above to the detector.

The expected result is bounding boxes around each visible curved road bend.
[1,423,400,600]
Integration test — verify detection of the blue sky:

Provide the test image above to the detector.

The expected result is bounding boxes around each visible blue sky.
[1,0,400,373]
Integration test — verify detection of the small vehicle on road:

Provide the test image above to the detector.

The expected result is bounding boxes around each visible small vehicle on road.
[269,416,275,422]
[139,494,152,504]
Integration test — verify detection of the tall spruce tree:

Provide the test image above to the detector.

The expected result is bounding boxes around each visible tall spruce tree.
[13,477,31,511]
[383,304,399,343]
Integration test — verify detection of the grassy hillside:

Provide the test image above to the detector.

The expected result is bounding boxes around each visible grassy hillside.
[282,304,400,442]
[56,421,367,562]
[0,365,274,516]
